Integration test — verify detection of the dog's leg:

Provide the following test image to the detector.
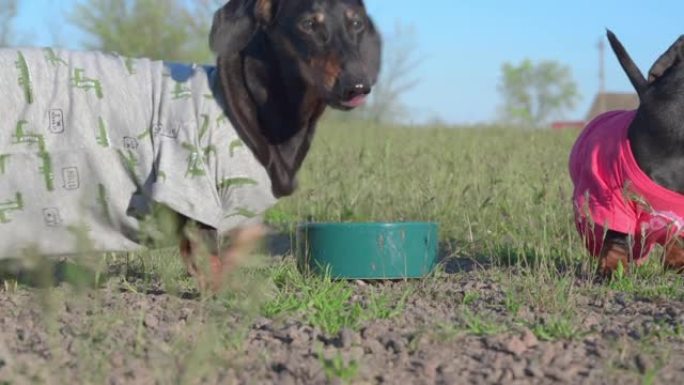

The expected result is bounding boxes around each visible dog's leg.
[210,223,267,292]
[179,222,219,293]
[597,230,631,277]
[664,237,684,272]
[179,222,266,293]
[180,237,206,291]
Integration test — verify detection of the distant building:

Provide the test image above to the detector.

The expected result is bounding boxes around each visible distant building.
[585,92,639,121]
[550,38,640,131]
[551,121,585,131]
[550,92,639,131]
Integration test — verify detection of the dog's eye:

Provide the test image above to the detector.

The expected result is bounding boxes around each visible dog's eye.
[299,18,316,33]
[349,15,365,32]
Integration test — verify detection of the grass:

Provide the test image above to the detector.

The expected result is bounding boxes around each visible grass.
[262,261,411,334]
[271,120,581,262]
[2,118,683,383]
[531,315,586,341]
[462,309,506,336]
[320,350,360,383]
[264,264,364,334]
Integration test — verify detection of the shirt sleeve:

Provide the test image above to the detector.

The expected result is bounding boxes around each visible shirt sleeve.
[147,71,225,229]
[149,129,225,230]
[209,119,277,234]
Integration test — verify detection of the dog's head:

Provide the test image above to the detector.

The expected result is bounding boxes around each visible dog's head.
[608,30,684,121]
[210,0,382,110]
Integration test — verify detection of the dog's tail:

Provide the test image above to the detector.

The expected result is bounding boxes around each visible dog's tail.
[606,29,647,97]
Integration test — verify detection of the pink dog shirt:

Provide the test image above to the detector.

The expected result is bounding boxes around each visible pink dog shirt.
[569,110,684,262]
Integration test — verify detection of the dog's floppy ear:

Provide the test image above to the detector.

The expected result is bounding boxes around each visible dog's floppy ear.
[606,29,647,96]
[647,35,684,83]
[209,0,279,56]
[361,16,382,84]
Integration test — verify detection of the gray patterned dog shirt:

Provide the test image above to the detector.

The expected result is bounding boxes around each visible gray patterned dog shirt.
[0,48,276,257]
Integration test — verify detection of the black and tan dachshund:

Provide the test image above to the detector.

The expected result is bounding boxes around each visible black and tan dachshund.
[181,0,382,290]
[0,0,381,292]
[570,30,684,276]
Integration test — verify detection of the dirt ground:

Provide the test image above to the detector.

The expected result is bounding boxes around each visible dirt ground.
[2,251,684,385]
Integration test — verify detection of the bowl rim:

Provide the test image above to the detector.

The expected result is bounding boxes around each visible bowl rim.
[296,221,439,230]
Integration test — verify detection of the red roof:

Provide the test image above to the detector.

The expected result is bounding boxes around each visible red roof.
[551,120,585,130]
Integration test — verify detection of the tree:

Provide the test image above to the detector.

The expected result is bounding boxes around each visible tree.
[361,22,420,123]
[498,59,580,127]
[0,0,18,47]
[329,22,421,124]
[70,0,222,63]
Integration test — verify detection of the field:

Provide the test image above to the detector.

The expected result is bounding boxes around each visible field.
[3,120,684,385]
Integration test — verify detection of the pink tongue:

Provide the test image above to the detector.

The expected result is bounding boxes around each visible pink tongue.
[341,95,367,108]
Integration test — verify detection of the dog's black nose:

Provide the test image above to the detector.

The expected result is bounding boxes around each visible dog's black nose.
[343,82,371,101]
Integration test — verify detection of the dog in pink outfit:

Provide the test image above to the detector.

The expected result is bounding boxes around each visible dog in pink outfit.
[569,30,684,275]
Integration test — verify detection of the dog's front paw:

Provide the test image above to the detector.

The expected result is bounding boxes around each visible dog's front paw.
[597,242,630,277]
[664,238,684,273]
[209,223,268,293]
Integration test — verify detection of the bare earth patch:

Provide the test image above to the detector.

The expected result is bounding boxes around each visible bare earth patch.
[2,256,684,385]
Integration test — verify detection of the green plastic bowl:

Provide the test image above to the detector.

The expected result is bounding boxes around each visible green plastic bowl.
[295,222,439,279]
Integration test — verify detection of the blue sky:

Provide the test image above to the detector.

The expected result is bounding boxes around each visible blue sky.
[10,0,684,124]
